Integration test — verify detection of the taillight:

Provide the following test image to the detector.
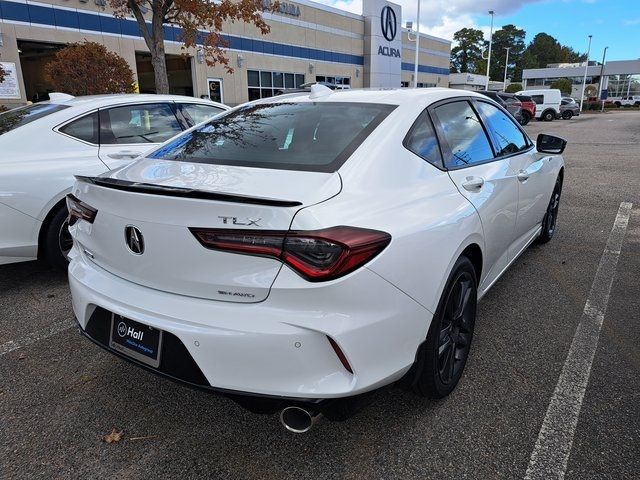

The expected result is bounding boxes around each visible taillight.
[190,226,391,282]
[66,194,98,226]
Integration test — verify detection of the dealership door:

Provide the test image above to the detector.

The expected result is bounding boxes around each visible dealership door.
[207,79,223,103]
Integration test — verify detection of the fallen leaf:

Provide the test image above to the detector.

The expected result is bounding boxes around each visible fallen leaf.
[102,429,123,443]
[18,353,26,360]
[79,374,96,384]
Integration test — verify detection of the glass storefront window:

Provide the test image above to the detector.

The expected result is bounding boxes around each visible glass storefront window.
[248,70,305,100]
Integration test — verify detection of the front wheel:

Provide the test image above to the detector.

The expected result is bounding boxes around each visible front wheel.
[537,177,562,244]
[406,256,477,399]
[42,206,72,270]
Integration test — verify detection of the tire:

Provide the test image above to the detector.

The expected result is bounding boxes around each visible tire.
[562,110,573,120]
[542,110,555,122]
[519,111,531,126]
[41,205,72,270]
[405,256,477,399]
[537,176,563,244]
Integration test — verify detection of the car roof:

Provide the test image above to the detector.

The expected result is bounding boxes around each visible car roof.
[46,93,228,110]
[248,87,490,106]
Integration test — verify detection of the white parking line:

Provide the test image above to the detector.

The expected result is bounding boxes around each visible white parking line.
[524,201,633,480]
[0,318,75,357]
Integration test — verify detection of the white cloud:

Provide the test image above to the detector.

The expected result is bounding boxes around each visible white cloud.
[313,0,545,40]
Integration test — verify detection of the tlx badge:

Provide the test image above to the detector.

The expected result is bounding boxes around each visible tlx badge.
[218,216,261,226]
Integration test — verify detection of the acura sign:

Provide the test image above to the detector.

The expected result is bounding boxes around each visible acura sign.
[380,6,397,41]
[363,0,402,88]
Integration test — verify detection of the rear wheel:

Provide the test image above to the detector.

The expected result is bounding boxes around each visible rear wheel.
[537,176,562,244]
[562,110,573,120]
[542,110,555,121]
[519,111,531,126]
[42,205,72,270]
[406,256,477,398]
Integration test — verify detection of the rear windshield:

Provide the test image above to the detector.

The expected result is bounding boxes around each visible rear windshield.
[149,102,396,172]
[0,103,70,135]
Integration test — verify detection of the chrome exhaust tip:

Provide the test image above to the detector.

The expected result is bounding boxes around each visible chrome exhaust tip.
[279,406,321,433]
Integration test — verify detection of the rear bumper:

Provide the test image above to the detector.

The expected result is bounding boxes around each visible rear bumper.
[68,249,431,400]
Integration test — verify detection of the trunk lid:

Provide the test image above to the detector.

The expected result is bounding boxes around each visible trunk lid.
[72,159,341,302]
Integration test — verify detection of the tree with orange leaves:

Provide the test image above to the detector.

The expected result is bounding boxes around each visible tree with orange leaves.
[109,0,273,94]
[45,41,136,95]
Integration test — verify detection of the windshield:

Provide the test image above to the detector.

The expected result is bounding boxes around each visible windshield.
[149,102,396,172]
[0,103,70,136]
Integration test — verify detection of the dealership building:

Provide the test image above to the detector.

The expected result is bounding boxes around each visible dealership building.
[0,0,451,107]
[522,60,640,99]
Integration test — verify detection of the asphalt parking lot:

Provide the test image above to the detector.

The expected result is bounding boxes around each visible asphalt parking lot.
[1,111,639,479]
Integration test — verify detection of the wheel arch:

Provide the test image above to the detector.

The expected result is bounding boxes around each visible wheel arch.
[37,196,68,259]
[460,243,483,285]
[542,108,556,120]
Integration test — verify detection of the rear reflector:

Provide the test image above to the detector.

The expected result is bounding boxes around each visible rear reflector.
[66,194,98,226]
[327,336,354,374]
[190,226,391,282]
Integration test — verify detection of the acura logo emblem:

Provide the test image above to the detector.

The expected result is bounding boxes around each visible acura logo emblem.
[125,225,145,255]
[381,6,397,42]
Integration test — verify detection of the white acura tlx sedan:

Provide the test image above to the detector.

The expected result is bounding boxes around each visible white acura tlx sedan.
[68,86,566,432]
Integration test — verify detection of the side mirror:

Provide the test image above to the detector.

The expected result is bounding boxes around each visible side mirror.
[537,134,567,154]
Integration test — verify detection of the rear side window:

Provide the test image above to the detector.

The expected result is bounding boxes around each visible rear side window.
[476,101,529,157]
[100,103,182,144]
[0,104,69,135]
[59,112,99,144]
[404,110,442,167]
[180,103,226,126]
[150,102,396,172]
[432,101,494,168]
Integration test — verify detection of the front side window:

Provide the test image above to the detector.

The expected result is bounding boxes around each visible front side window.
[433,101,494,168]
[404,110,442,167]
[476,101,529,157]
[150,102,396,172]
[531,95,544,105]
[100,103,182,144]
[180,104,226,126]
[0,104,69,135]
[59,112,99,144]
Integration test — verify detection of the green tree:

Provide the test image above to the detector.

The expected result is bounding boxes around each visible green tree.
[549,78,573,95]
[523,33,586,71]
[487,25,526,83]
[505,83,522,93]
[450,28,485,74]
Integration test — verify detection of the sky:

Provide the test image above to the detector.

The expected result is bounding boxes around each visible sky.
[315,0,640,61]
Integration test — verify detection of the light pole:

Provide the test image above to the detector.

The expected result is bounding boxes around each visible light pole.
[413,0,422,88]
[579,35,592,112]
[598,46,608,112]
[484,10,495,90]
[503,47,511,91]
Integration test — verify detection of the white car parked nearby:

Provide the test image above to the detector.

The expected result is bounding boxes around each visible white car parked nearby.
[0,94,228,268]
[67,86,566,432]
[517,88,562,121]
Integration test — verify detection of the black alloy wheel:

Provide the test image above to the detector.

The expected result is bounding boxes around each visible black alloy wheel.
[537,177,562,244]
[405,256,477,398]
[42,205,72,270]
[437,271,475,386]
[562,110,573,120]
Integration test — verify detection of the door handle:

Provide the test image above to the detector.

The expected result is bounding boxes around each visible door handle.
[461,176,485,191]
[517,159,545,182]
[107,150,142,160]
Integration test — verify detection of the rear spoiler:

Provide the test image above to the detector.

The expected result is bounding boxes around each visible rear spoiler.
[74,176,303,207]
